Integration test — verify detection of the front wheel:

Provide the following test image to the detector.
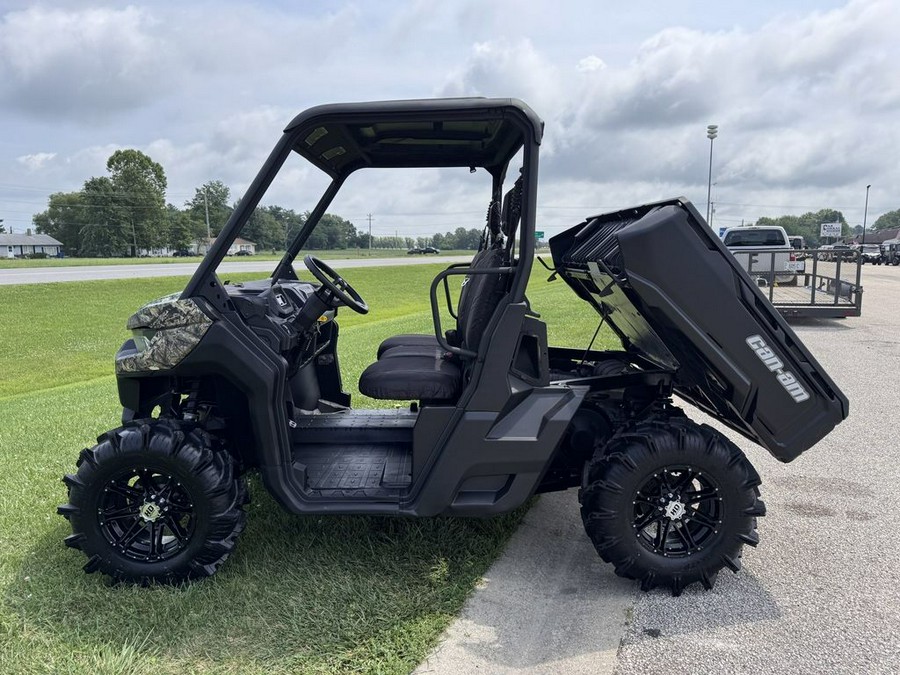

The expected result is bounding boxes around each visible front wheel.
[59,420,247,584]
[579,418,765,595]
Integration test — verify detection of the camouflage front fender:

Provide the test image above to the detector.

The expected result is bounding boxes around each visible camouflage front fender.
[116,297,213,374]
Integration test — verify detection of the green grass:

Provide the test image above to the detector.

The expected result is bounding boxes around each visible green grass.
[0,264,612,399]
[0,263,618,674]
[0,380,530,674]
[0,249,475,269]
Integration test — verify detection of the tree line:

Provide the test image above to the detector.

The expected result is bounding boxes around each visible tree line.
[751,207,900,245]
[31,149,486,257]
[752,209,849,246]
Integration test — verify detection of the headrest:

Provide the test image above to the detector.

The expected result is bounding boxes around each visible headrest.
[500,174,523,238]
[486,200,502,239]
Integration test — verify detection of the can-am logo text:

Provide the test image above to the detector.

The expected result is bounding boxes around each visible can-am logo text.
[746,335,810,403]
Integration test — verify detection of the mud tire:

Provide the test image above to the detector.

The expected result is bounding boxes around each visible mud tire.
[579,418,764,596]
[59,419,247,584]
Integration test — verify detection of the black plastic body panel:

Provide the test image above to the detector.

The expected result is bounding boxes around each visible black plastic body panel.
[110,98,598,517]
[550,198,848,462]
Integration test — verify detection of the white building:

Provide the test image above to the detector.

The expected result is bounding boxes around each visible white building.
[194,237,257,256]
[0,233,64,258]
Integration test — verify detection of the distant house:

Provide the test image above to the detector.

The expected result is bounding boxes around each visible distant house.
[194,237,256,256]
[0,233,63,258]
[853,228,899,245]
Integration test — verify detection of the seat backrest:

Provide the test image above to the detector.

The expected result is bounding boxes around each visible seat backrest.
[456,243,510,352]
[453,177,520,353]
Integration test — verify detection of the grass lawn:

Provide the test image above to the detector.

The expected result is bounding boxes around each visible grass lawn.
[0,263,618,674]
[0,249,476,269]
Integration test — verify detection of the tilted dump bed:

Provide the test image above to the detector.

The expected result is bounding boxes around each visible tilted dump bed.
[549,198,848,462]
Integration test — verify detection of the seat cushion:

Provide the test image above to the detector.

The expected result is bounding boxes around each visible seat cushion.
[359,346,461,401]
[376,333,439,358]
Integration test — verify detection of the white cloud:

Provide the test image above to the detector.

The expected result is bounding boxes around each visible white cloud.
[16,152,57,171]
[0,4,361,122]
[2,0,899,235]
[0,6,167,118]
[576,55,606,73]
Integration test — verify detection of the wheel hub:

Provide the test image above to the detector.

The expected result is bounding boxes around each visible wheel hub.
[664,499,686,521]
[139,501,162,522]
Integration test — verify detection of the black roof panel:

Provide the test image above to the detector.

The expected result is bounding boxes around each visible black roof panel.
[284,98,542,176]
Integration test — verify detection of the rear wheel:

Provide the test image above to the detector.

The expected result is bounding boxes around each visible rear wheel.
[579,417,764,595]
[59,420,247,584]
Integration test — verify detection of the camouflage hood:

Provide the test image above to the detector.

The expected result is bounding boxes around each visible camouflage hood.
[127,293,212,331]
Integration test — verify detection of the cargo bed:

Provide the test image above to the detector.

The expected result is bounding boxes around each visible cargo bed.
[549,198,849,462]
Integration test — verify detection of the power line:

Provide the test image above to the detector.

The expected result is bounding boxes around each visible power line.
[715,200,870,211]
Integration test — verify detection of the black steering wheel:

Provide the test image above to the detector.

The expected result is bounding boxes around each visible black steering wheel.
[303,255,369,314]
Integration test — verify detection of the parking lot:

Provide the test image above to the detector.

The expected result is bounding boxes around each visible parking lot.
[417,263,900,674]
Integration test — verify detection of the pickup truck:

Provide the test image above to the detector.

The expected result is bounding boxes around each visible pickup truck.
[722,225,801,286]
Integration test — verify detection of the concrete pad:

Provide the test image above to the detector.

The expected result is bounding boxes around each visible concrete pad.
[420,264,900,674]
[616,263,900,674]
[414,491,636,674]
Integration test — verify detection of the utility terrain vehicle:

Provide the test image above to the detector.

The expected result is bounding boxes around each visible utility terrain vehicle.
[59,99,848,595]
[877,240,900,265]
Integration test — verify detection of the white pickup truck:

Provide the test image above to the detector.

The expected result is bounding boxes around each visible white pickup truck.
[721,226,802,286]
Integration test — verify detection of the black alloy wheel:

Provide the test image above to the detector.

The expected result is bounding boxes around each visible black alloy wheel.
[580,416,765,596]
[632,466,722,558]
[97,467,197,563]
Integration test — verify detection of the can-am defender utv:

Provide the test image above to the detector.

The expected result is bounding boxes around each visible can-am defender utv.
[59,99,848,595]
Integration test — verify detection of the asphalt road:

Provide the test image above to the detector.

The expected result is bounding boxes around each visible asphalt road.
[0,255,472,285]
[417,264,900,674]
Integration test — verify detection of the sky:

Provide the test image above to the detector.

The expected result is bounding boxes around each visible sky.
[1,0,896,240]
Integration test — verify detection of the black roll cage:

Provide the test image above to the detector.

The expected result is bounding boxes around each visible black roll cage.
[182,98,544,313]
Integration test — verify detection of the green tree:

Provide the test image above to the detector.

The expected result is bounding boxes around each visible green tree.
[264,205,305,247]
[754,209,848,246]
[106,149,167,254]
[165,205,197,251]
[243,205,283,251]
[33,192,85,254]
[872,209,900,232]
[78,176,129,256]
[186,180,232,240]
[306,213,358,249]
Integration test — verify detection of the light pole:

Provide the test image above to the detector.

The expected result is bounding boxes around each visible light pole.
[706,124,718,224]
[862,184,871,245]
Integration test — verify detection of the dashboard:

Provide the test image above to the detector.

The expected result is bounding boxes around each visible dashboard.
[224,278,334,354]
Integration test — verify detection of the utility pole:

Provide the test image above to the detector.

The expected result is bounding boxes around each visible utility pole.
[204,187,211,250]
[862,184,871,245]
[367,213,373,254]
[706,124,718,224]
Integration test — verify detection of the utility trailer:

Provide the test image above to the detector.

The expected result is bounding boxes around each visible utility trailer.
[743,248,863,318]
[58,99,848,596]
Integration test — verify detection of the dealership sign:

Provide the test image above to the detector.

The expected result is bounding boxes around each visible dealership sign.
[820,222,842,238]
